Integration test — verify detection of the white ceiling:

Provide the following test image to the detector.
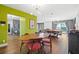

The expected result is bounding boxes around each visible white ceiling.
[4,4,79,22]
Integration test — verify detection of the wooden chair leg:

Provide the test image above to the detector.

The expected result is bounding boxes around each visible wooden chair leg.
[40,41,46,54]
[50,38,52,54]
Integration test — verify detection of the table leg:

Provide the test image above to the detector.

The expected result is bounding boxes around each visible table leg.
[20,41,24,53]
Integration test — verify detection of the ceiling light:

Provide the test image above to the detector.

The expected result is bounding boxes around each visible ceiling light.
[32,4,44,6]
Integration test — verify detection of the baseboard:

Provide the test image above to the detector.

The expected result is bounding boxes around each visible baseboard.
[0,43,8,47]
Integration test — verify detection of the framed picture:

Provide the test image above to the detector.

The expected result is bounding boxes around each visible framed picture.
[30,20,35,29]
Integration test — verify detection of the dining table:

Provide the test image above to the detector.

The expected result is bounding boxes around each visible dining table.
[46,29,60,35]
[19,31,60,54]
[20,33,44,40]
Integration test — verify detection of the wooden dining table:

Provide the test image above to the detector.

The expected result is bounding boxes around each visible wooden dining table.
[19,31,59,54]
[20,33,43,40]
[46,29,60,34]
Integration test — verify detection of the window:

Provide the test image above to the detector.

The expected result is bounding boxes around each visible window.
[56,22,68,32]
[37,23,44,32]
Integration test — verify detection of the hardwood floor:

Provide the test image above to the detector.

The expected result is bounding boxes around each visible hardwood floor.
[0,33,68,54]
[0,35,20,54]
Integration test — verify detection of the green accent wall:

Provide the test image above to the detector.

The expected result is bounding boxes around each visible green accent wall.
[0,4,37,45]
[20,17,26,36]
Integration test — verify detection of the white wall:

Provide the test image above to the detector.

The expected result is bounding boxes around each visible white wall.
[76,13,79,30]
[8,16,13,34]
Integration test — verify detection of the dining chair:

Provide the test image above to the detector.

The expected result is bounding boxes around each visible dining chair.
[20,38,43,54]
[42,34,58,53]
[42,37,50,53]
[26,39,43,54]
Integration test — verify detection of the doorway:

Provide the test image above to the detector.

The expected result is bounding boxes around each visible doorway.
[6,14,21,53]
[6,14,27,53]
[7,14,20,36]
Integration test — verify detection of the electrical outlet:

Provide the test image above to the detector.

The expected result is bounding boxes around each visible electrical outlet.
[3,40,5,43]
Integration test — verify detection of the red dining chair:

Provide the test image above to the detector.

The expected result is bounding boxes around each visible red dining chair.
[27,39,43,54]
[21,39,42,54]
